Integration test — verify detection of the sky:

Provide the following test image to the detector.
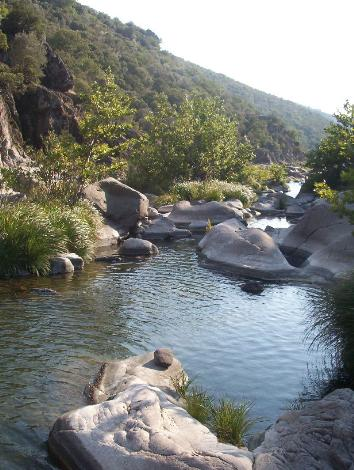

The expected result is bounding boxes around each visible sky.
[79,0,354,114]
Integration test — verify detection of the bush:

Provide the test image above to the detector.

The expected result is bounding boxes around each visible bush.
[0,201,101,277]
[0,202,65,277]
[156,180,256,207]
[240,164,287,191]
[210,399,257,447]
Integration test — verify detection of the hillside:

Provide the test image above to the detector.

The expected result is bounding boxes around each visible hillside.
[1,0,331,164]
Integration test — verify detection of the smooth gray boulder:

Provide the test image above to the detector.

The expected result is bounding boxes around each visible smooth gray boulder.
[50,256,74,275]
[50,352,253,470]
[254,388,354,470]
[304,232,354,279]
[120,238,159,256]
[168,201,245,227]
[63,253,84,271]
[199,220,297,280]
[154,348,174,368]
[281,203,354,259]
[148,207,160,219]
[85,178,149,230]
[141,217,191,241]
[285,204,305,218]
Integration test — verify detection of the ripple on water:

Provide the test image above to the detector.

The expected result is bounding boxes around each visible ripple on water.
[0,242,327,468]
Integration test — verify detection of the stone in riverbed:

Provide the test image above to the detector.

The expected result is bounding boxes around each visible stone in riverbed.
[199,220,298,280]
[84,178,149,231]
[148,206,160,219]
[168,201,245,227]
[50,256,74,275]
[95,219,120,249]
[120,238,159,256]
[154,348,174,368]
[62,253,84,271]
[241,281,264,294]
[158,204,174,214]
[31,288,57,296]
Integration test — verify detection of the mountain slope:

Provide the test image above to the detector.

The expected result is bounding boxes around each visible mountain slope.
[6,0,331,163]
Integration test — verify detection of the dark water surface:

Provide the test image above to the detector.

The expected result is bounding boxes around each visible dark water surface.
[0,238,331,469]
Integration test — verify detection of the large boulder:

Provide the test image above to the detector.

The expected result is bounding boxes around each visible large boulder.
[168,201,245,227]
[199,220,297,280]
[49,352,253,470]
[85,178,149,231]
[254,388,354,470]
[304,232,354,279]
[281,203,354,261]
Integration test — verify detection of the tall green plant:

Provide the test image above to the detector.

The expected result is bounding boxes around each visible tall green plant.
[129,94,254,192]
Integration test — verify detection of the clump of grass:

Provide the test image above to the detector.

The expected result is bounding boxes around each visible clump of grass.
[0,200,101,277]
[185,386,212,424]
[210,399,257,447]
[171,371,258,446]
[0,202,66,276]
[206,218,213,232]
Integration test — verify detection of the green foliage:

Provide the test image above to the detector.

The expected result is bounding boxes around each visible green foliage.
[8,31,46,84]
[0,201,65,277]
[2,71,136,203]
[184,387,212,424]
[0,200,101,277]
[210,399,257,447]
[155,180,256,207]
[307,102,354,189]
[0,30,8,50]
[0,62,23,90]
[2,0,44,36]
[129,94,254,192]
[240,163,287,191]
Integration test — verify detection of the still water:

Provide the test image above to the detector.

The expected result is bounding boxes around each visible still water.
[0,239,330,469]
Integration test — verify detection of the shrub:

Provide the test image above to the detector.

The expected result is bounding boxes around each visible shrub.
[210,399,256,447]
[240,164,287,191]
[0,202,65,277]
[159,180,256,207]
[0,201,101,277]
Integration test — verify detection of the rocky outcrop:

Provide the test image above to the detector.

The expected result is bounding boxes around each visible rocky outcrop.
[254,388,354,470]
[15,85,79,148]
[0,91,27,167]
[168,201,245,227]
[49,352,253,470]
[199,220,298,280]
[42,43,74,92]
[85,178,149,232]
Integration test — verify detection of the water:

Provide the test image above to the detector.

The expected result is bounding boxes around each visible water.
[0,240,330,469]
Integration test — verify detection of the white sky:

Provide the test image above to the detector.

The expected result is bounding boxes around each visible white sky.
[79,0,354,114]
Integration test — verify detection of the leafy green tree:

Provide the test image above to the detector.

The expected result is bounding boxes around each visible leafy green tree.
[0,62,23,90]
[2,71,137,203]
[8,32,46,84]
[2,0,44,36]
[129,94,254,192]
[307,102,354,188]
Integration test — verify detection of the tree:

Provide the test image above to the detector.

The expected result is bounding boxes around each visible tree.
[8,32,46,84]
[129,94,254,192]
[307,102,354,189]
[1,71,137,203]
[2,0,44,37]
